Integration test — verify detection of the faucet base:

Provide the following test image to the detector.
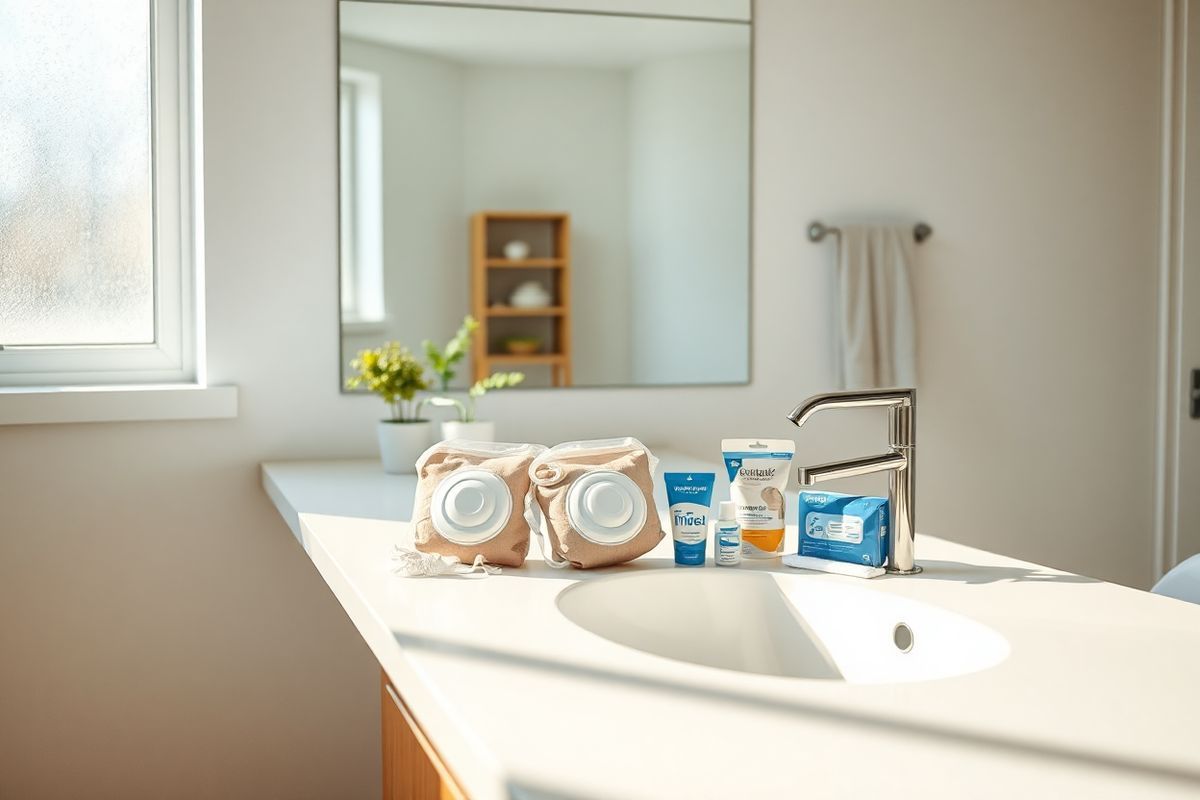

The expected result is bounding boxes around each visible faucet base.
[886,564,923,576]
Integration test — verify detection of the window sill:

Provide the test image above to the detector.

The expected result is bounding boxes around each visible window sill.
[342,317,390,337]
[0,384,238,426]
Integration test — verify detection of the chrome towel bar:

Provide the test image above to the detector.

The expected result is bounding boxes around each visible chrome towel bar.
[807,220,932,244]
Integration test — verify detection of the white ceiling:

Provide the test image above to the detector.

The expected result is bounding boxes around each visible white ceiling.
[339,2,749,69]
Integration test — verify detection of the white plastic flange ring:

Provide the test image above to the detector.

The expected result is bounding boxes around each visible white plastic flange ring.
[566,470,647,545]
[431,469,512,545]
[531,462,565,486]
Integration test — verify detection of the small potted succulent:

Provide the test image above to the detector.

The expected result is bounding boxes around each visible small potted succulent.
[347,342,431,474]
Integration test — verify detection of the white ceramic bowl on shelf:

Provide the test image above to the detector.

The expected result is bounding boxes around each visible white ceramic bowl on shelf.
[509,280,552,308]
[503,240,531,260]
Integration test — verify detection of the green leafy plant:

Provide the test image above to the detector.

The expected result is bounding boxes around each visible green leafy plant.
[465,371,525,422]
[423,316,479,392]
[346,342,430,422]
[420,371,526,422]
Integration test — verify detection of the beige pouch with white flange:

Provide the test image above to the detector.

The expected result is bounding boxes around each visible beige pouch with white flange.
[413,440,545,568]
[526,438,664,569]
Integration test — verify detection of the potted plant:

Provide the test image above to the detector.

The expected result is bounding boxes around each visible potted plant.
[347,342,431,474]
[436,371,526,442]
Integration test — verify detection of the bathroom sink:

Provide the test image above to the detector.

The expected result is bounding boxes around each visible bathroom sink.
[556,571,1009,683]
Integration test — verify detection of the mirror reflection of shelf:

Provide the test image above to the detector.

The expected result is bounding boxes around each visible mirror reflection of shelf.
[471,211,572,387]
[486,306,566,317]
[484,258,565,268]
[486,354,569,365]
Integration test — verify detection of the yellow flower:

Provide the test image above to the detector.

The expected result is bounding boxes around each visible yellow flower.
[345,341,429,421]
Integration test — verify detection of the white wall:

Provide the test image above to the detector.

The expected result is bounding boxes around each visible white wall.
[629,50,750,384]
[1,2,383,797]
[339,39,466,379]
[339,43,750,388]
[462,65,633,386]
[880,1,1161,582]
[0,1,1170,797]
[1177,2,1200,566]
[402,0,750,19]
[337,50,636,388]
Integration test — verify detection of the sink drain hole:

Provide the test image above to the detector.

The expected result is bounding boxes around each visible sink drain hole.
[893,623,914,653]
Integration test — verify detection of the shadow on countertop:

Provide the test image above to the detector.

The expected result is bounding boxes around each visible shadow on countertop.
[489,556,1102,585]
[905,559,1102,585]
[392,629,1200,794]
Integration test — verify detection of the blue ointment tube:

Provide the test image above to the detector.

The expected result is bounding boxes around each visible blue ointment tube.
[665,472,716,566]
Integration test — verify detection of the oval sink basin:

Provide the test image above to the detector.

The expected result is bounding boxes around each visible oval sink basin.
[557,570,1009,684]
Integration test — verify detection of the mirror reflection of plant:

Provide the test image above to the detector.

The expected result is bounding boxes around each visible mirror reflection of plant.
[346,342,430,422]
[421,371,525,422]
[423,315,479,392]
[466,371,525,421]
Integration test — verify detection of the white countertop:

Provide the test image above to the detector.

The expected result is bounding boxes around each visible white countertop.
[262,455,1200,800]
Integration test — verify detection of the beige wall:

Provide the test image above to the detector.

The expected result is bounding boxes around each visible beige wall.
[0,0,1171,797]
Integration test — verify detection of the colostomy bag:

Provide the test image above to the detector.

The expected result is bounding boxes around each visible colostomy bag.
[527,438,664,569]
[413,440,545,568]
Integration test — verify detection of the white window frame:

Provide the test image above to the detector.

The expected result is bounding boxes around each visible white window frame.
[338,66,385,328]
[0,0,196,387]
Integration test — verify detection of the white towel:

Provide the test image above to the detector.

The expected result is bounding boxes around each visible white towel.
[834,224,918,389]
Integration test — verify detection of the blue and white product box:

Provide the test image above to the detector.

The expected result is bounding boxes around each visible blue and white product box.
[798,491,889,568]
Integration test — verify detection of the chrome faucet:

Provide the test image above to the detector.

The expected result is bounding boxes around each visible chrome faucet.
[786,388,922,575]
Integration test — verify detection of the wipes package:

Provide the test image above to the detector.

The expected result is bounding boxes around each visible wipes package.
[722,438,794,559]
[798,491,890,568]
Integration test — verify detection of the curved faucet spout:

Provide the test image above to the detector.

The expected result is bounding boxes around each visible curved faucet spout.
[786,388,914,428]
[784,387,921,575]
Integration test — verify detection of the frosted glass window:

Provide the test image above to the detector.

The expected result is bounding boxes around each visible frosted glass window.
[0,0,155,347]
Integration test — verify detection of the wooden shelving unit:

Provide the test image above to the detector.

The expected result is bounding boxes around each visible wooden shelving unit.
[484,258,565,268]
[470,211,572,387]
[485,353,569,366]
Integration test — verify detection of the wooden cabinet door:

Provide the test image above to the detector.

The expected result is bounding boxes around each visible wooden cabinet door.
[381,671,467,800]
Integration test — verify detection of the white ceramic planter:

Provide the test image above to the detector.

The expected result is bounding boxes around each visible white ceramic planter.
[440,420,495,443]
[377,420,433,474]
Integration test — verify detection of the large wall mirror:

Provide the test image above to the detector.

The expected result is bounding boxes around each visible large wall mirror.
[338,1,751,390]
